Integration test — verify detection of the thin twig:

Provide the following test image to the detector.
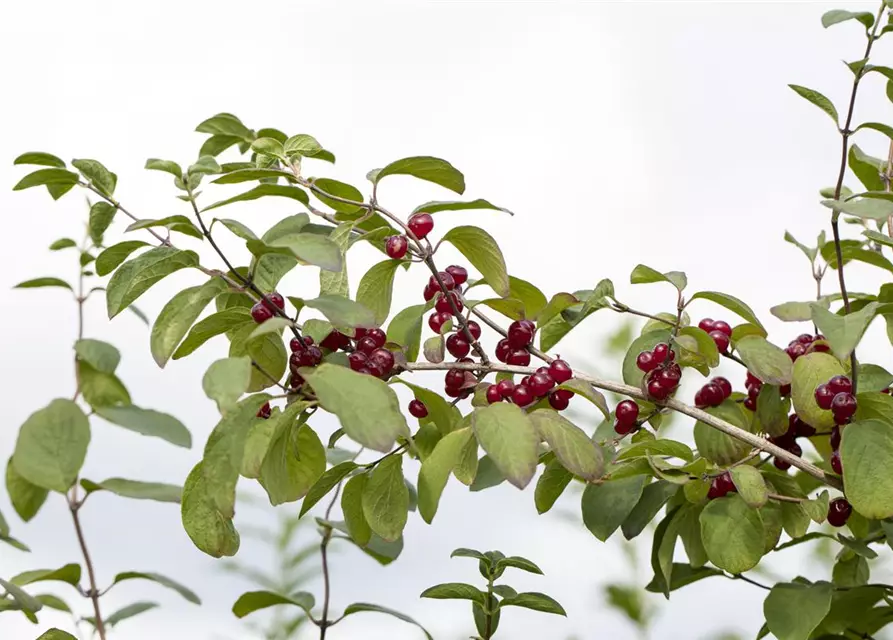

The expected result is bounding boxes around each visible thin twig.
[68,488,106,640]
[767,492,805,504]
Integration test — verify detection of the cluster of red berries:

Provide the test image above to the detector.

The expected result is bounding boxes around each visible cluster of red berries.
[768,414,815,470]
[815,375,856,426]
[250,292,286,323]
[635,343,681,400]
[785,332,829,361]
[697,318,732,353]
[342,328,396,378]
[494,320,535,367]
[613,399,640,435]
[707,471,736,499]
[694,376,732,409]
[385,213,435,260]
[482,359,574,409]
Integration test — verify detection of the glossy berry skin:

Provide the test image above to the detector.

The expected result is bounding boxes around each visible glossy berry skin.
[549,359,573,383]
[747,384,761,401]
[496,379,515,398]
[827,498,852,527]
[647,378,672,401]
[698,318,715,333]
[444,385,464,399]
[369,348,395,373]
[305,345,323,365]
[354,328,368,341]
[267,292,285,310]
[466,320,482,341]
[423,284,438,301]
[554,388,574,402]
[256,402,272,419]
[814,383,835,410]
[429,273,456,293]
[445,369,466,390]
[348,352,367,371]
[659,364,682,388]
[290,336,310,352]
[548,391,570,410]
[695,383,724,409]
[712,320,732,337]
[408,212,434,239]
[709,330,730,353]
[320,331,345,351]
[507,321,534,348]
[831,450,842,474]
[831,426,841,450]
[529,372,554,397]
[511,384,534,406]
[357,336,379,355]
[428,312,451,334]
[367,328,387,349]
[712,377,732,399]
[796,333,814,345]
[636,351,657,372]
[811,342,831,353]
[251,302,274,324]
[495,339,511,363]
[786,343,807,361]
[743,397,756,411]
[652,343,670,364]
[746,372,762,388]
[485,384,503,404]
[506,349,531,367]
[615,400,639,426]
[828,375,853,396]
[707,473,736,499]
[446,334,471,358]
[831,392,857,424]
[366,359,386,377]
[614,419,634,435]
[386,235,409,259]
[435,291,463,314]
[408,399,428,418]
[445,265,468,286]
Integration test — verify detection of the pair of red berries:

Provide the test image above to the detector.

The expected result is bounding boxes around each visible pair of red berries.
[423,266,469,301]
[694,376,732,409]
[613,400,640,435]
[829,424,844,475]
[346,328,396,378]
[814,375,856,425]
[636,343,681,401]
[250,292,286,323]
[384,213,435,259]
[697,318,732,353]
[485,359,574,409]
[443,358,476,398]
[495,320,536,367]
[785,333,829,361]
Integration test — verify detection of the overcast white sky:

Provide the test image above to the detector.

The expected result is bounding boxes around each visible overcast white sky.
[4,1,893,639]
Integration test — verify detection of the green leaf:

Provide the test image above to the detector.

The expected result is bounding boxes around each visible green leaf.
[125,215,203,240]
[303,295,376,328]
[111,572,199,604]
[300,461,359,517]
[106,246,199,318]
[310,178,364,214]
[730,466,768,508]
[616,439,694,463]
[536,292,580,328]
[12,399,89,493]
[11,564,80,588]
[689,291,764,331]
[103,601,159,626]
[418,428,473,523]
[49,238,77,251]
[94,405,191,448]
[420,583,486,605]
[202,356,252,413]
[259,421,326,506]
[213,218,258,241]
[372,156,465,193]
[202,184,309,211]
[811,302,878,361]
[211,168,296,184]
[188,155,221,176]
[74,339,120,373]
[736,336,793,385]
[630,264,687,291]
[251,137,285,158]
[788,85,839,124]
[674,326,720,369]
[181,460,240,558]
[246,316,293,342]
[72,158,116,196]
[499,592,566,616]
[791,352,846,432]
[472,403,538,489]
[411,198,511,215]
[387,305,426,362]
[14,151,65,168]
[645,563,722,594]
[13,277,72,291]
[35,630,77,639]
[319,223,354,297]
[442,226,509,297]
[77,360,130,408]
[302,364,408,452]
[756,384,790,438]
[13,168,78,191]
[283,133,323,156]
[172,308,251,359]
[80,477,181,503]
[582,476,647,542]
[840,419,893,519]
[200,134,241,157]
[341,473,372,546]
[229,325,286,394]
[392,379,458,436]
[622,480,679,540]
[195,113,252,138]
[95,241,149,276]
[247,233,343,273]
[6,459,48,521]
[822,9,875,29]
[0,577,42,612]
[529,410,603,481]
[771,300,827,322]
[362,455,408,541]
[554,378,610,418]
[144,158,183,177]
[89,202,117,244]
[764,582,833,640]
[150,279,225,368]
[355,259,403,325]
[232,590,315,619]
[699,494,764,573]
[339,603,434,640]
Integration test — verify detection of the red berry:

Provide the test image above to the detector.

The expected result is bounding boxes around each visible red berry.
[305,345,323,365]
[466,320,482,341]
[554,388,574,401]
[548,359,573,383]
[520,376,531,387]
[548,391,570,410]
[445,265,468,286]
[743,397,756,411]
[446,334,471,358]
[827,498,852,527]
[652,343,670,364]
[708,472,736,499]
[429,272,455,292]
[529,372,554,397]
[369,348,395,373]
[814,383,834,410]
[796,333,814,345]
[444,385,464,398]
[698,318,715,333]
[659,364,682,388]
[812,342,831,353]
[774,457,792,471]
[828,375,853,396]
[786,343,807,361]
[519,320,535,333]
[256,402,272,419]
[386,235,409,259]
[495,339,511,362]
[486,385,502,404]
[409,399,428,418]
[511,384,534,406]
[435,291,463,314]
[795,416,816,438]
[614,420,634,435]
[408,213,434,239]
[366,359,386,377]
[267,292,285,310]
[428,311,451,334]
[348,352,367,371]
[289,373,304,389]
[357,336,378,355]
[506,349,531,367]
[832,392,857,424]
[696,383,724,408]
[289,337,303,352]
[789,442,802,458]
[746,372,762,388]
[367,328,387,348]
[320,331,344,351]
[747,384,761,400]
[445,368,466,389]
[636,351,657,372]
[712,320,732,337]
[709,330,730,352]
[647,378,671,400]
[831,450,842,474]
[507,321,534,348]
[712,377,732,399]
[251,302,273,323]
[354,328,368,340]
[496,379,515,398]
[423,284,438,301]
[831,426,841,450]
[615,400,639,426]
